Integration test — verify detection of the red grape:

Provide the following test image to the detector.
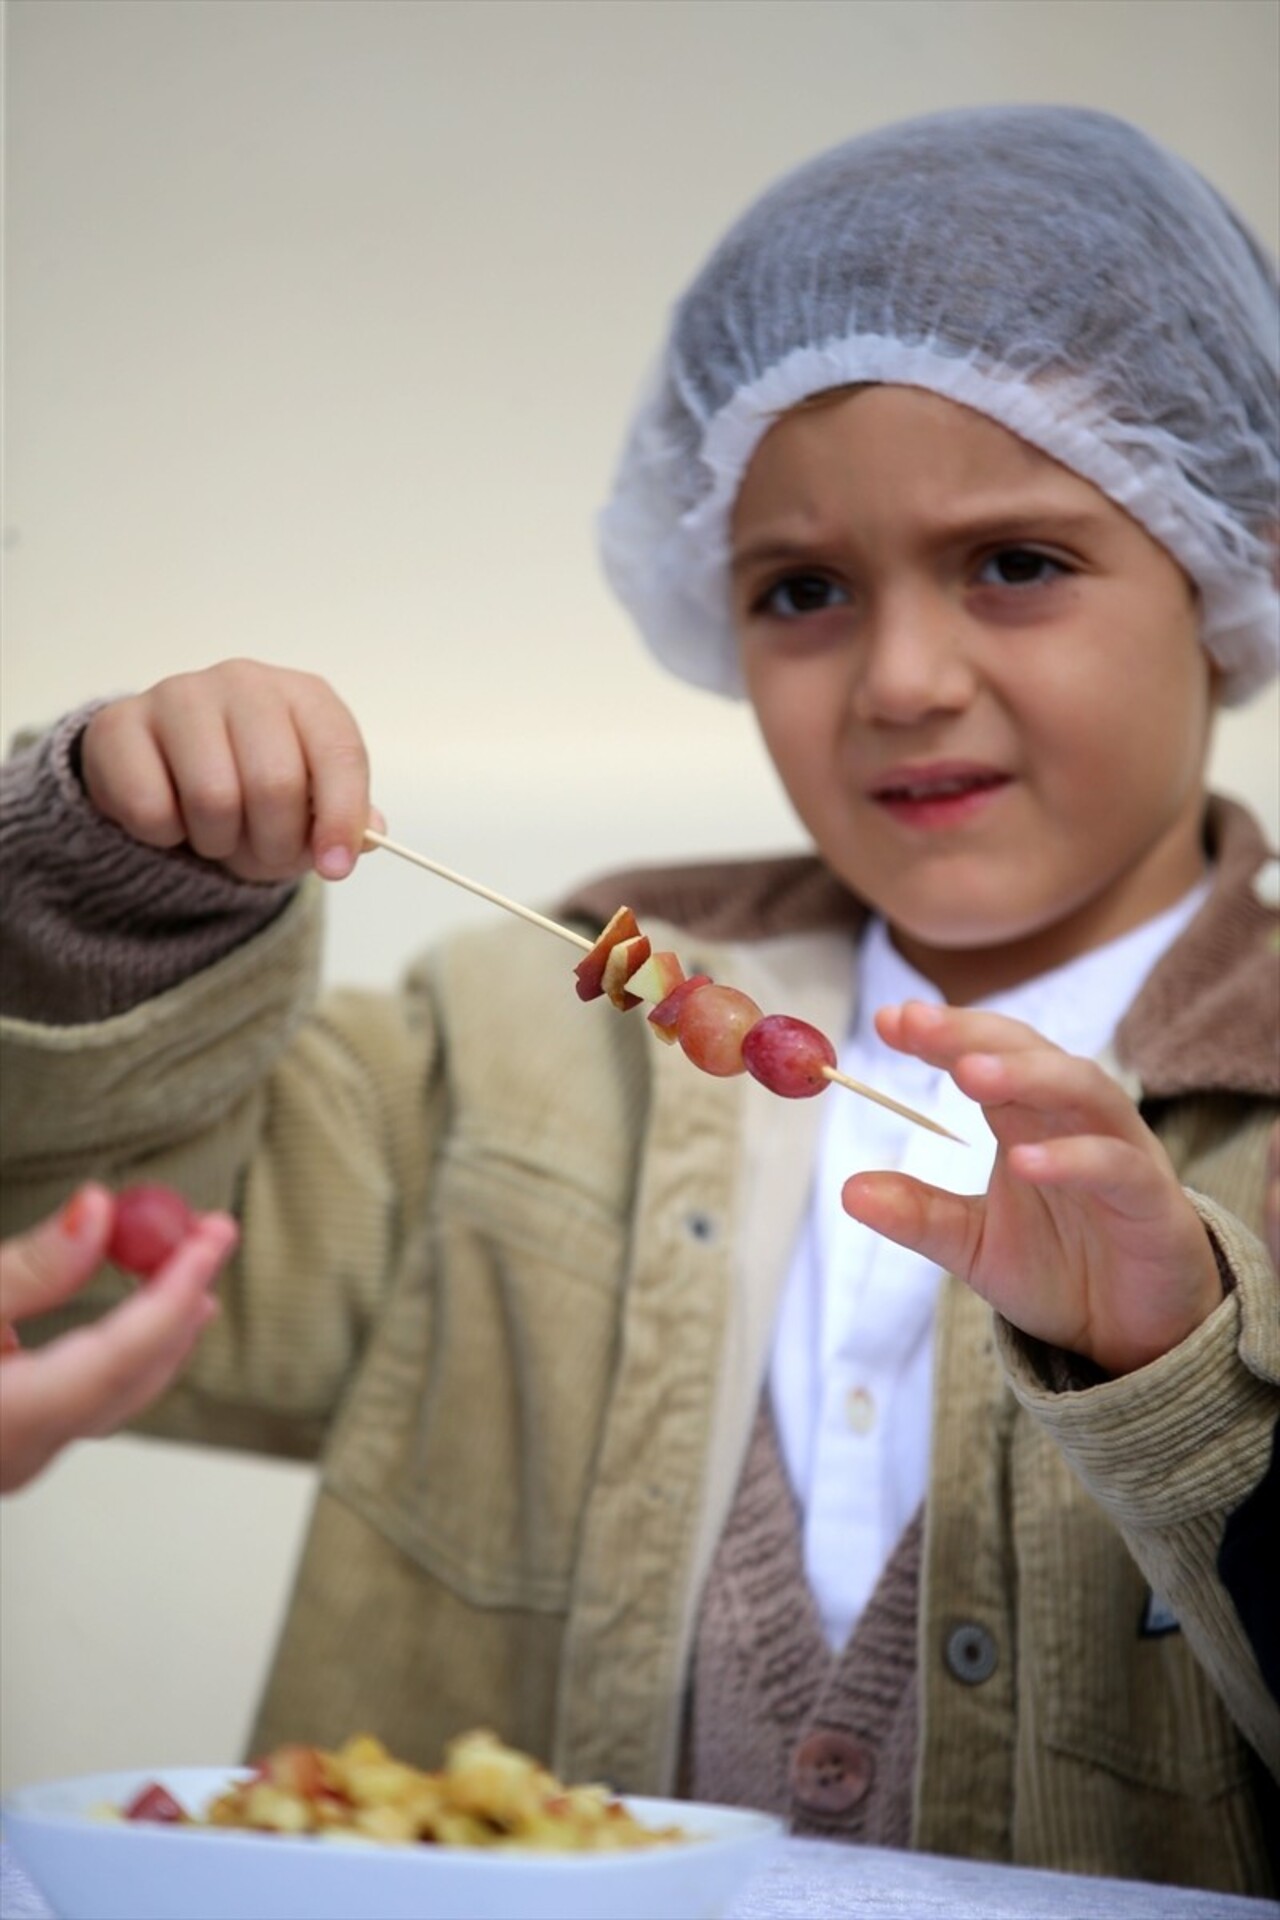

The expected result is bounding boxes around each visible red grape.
[107,1185,195,1277]
[741,1014,837,1098]
[675,984,764,1077]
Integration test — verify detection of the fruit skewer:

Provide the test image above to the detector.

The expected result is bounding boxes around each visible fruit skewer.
[363,829,965,1144]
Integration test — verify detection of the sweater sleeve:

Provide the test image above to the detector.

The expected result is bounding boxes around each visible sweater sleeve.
[0,711,442,1460]
[0,707,297,1024]
[996,1192,1280,1777]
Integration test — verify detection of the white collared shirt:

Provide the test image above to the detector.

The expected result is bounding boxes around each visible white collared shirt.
[768,882,1212,1650]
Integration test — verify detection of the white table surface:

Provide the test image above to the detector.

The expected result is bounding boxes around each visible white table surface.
[4,1833,1277,1919]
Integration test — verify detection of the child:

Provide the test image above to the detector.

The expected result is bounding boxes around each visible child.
[1,105,1276,1893]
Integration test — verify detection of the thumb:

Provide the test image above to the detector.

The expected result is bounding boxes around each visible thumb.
[841,1170,982,1280]
[0,1186,116,1324]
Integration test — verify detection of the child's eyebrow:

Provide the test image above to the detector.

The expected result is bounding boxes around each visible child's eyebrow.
[730,507,1111,575]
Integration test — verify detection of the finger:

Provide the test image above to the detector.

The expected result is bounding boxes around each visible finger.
[80,704,187,850]
[0,1304,216,1490]
[288,677,372,881]
[951,1048,1153,1149]
[0,1186,115,1323]
[841,1169,984,1279]
[1009,1133,1207,1224]
[79,1299,222,1438]
[152,687,245,864]
[224,695,311,875]
[77,1216,235,1422]
[0,1215,236,1489]
[874,999,1054,1070]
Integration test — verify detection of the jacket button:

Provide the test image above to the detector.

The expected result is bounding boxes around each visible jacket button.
[790,1730,874,1814]
[944,1621,998,1684]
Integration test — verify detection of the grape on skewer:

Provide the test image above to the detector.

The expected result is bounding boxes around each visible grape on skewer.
[363,830,965,1143]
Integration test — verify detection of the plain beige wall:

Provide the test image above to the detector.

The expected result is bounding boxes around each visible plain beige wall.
[2,0,1277,1791]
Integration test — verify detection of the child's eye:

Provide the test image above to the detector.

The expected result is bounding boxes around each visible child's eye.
[976,547,1069,588]
[756,573,850,618]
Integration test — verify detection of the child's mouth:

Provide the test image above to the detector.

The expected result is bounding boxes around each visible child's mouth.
[869,766,1011,828]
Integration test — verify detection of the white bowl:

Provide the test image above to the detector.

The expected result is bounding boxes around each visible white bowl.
[1,1765,782,1920]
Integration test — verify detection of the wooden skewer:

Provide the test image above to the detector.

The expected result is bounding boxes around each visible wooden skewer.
[364,830,592,950]
[363,828,966,1145]
[821,1066,966,1144]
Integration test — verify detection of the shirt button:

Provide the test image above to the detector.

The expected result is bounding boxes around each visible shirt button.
[1251,857,1280,910]
[790,1730,874,1814]
[843,1385,876,1435]
[944,1621,998,1685]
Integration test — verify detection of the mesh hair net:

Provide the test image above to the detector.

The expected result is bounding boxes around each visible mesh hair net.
[599,106,1279,705]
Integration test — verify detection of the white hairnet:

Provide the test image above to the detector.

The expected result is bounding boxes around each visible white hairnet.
[599,107,1279,706]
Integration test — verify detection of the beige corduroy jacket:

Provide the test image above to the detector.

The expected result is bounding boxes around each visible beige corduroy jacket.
[1,730,1277,1893]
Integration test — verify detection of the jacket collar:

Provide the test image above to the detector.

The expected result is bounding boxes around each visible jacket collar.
[560,798,1278,1102]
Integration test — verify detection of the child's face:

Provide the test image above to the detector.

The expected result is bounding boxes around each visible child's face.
[730,387,1215,1000]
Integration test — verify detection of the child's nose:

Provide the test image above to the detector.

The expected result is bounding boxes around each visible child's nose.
[849,593,975,725]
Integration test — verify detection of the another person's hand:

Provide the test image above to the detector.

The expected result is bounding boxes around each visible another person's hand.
[841,1001,1225,1377]
[0,1185,237,1493]
[80,659,380,884]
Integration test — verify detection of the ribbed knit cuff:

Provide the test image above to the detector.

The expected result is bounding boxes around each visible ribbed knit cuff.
[996,1193,1279,1531]
[1,705,298,1023]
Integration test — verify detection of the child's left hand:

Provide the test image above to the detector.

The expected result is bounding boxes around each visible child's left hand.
[841,1001,1226,1377]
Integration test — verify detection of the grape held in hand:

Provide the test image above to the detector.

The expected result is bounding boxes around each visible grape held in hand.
[107,1185,196,1277]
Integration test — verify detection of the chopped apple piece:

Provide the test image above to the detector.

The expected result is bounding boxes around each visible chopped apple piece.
[573,906,642,1002]
[648,973,714,1044]
[623,950,685,1005]
[602,933,653,1010]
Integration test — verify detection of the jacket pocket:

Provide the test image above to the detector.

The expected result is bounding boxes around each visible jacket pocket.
[325,1142,627,1613]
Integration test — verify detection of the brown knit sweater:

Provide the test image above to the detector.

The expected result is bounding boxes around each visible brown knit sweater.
[687,1397,920,1840]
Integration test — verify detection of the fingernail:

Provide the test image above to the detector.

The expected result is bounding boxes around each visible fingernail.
[59,1186,102,1240]
[316,845,353,880]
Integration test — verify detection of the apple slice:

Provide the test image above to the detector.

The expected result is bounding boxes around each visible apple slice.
[602,933,653,1010]
[648,973,714,1045]
[573,906,642,1002]
[623,950,685,1005]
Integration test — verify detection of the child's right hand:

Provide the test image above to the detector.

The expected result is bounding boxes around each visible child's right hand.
[80,660,378,883]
